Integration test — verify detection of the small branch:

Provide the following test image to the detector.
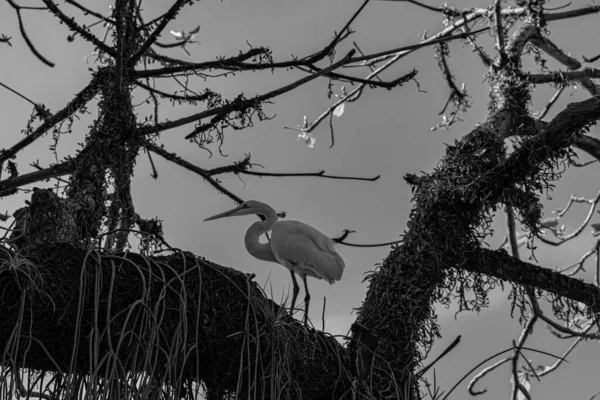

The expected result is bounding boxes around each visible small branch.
[297,65,417,89]
[468,357,511,395]
[530,34,597,95]
[137,0,370,78]
[584,53,600,63]
[41,0,116,57]
[127,0,191,67]
[537,190,600,246]
[138,50,357,137]
[6,0,54,67]
[493,0,506,61]
[537,85,565,120]
[572,134,600,163]
[144,142,243,204]
[240,169,380,182]
[0,73,103,165]
[349,27,490,66]
[417,335,461,378]
[0,161,74,197]
[545,4,600,21]
[331,229,401,247]
[528,68,600,84]
[64,0,115,24]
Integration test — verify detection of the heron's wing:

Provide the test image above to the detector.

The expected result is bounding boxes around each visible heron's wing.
[271,220,345,283]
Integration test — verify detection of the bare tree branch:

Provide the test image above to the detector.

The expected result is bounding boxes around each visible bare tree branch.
[467,249,600,312]
[528,68,600,84]
[127,0,191,67]
[240,169,380,182]
[64,0,115,24]
[41,0,116,56]
[0,74,103,165]
[144,142,243,204]
[6,0,54,67]
[530,34,597,95]
[0,161,74,197]
[137,50,357,137]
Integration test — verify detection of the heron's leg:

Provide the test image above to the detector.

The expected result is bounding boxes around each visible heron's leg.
[302,275,310,325]
[290,269,300,312]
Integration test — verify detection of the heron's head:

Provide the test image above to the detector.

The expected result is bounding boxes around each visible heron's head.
[204,200,268,221]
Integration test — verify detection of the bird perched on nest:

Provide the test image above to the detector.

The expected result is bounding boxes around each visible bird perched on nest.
[204,200,345,324]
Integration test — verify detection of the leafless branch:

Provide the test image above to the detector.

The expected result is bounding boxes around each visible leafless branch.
[0,161,74,197]
[0,73,103,165]
[64,0,115,24]
[297,65,417,89]
[41,0,116,57]
[128,0,191,67]
[529,68,600,84]
[331,229,401,247]
[6,0,54,67]
[572,134,600,163]
[530,34,597,95]
[584,52,600,63]
[537,85,565,120]
[144,142,243,204]
[494,0,506,61]
[137,50,356,137]
[240,169,380,182]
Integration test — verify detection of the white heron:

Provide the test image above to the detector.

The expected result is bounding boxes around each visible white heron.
[204,200,345,323]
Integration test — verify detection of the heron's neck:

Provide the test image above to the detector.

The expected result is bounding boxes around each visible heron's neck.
[244,211,279,264]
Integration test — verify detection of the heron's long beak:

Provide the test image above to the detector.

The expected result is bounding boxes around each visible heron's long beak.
[204,204,246,221]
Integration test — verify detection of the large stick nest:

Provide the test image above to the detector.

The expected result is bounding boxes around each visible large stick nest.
[0,243,352,399]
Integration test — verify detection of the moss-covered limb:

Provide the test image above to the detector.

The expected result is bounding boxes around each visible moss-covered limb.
[0,161,75,197]
[355,93,600,399]
[462,248,600,312]
[0,243,353,399]
[0,74,103,165]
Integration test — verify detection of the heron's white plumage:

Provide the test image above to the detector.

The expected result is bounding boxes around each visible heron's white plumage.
[204,200,345,323]
[271,220,344,283]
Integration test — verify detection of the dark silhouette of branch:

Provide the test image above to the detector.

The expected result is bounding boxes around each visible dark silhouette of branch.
[298,66,417,89]
[137,50,356,137]
[128,0,192,67]
[349,27,490,65]
[0,81,43,109]
[584,52,600,63]
[545,4,600,21]
[6,0,54,67]
[417,335,461,378]
[240,170,380,182]
[572,134,600,163]
[529,69,600,84]
[64,0,115,24]
[136,0,371,78]
[0,73,103,165]
[493,0,506,61]
[135,48,271,78]
[144,142,243,204]
[41,0,116,57]
[332,229,401,247]
[537,85,565,120]
[0,34,12,46]
[467,249,600,313]
[0,161,74,197]
[530,34,597,95]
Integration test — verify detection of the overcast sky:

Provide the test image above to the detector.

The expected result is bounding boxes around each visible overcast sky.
[1,0,600,398]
